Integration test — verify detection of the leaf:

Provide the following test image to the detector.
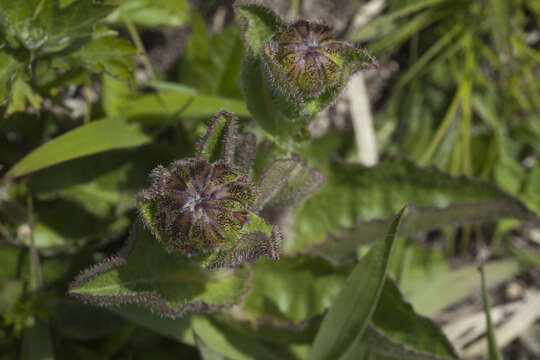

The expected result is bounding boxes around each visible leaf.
[370,279,458,359]
[0,0,115,55]
[242,256,351,324]
[233,1,284,56]
[479,263,504,360]
[309,208,404,360]
[106,0,191,28]
[180,20,244,98]
[70,36,137,83]
[251,157,327,211]
[406,259,520,316]
[68,221,251,318]
[6,77,43,114]
[295,157,539,263]
[122,91,249,125]
[7,118,152,178]
[194,330,231,360]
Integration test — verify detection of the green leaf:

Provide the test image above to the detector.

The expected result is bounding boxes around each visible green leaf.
[479,264,504,360]
[243,256,351,324]
[6,76,43,115]
[70,36,137,83]
[0,0,115,55]
[7,118,152,178]
[233,1,284,56]
[370,279,458,359]
[106,0,191,28]
[295,157,539,263]
[251,157,327,211]
[68,221,251,317]
[194,330,231,360]
[309,208,404,360]
[0,52,24,104]
[180,20,244,98]
[407,259,520,316]
[122,91,249,125]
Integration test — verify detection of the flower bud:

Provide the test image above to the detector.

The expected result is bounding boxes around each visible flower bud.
[263,20,345,99]
[138,157,258,254]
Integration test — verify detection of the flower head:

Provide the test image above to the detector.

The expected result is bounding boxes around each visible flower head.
[138,159,257,257]
[263,20,344,98]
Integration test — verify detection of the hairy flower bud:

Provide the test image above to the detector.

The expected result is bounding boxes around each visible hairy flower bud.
[263,20,344,99]
[136,110,283,269]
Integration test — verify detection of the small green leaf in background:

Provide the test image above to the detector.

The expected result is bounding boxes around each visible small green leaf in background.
[7,118,152,178]
[479,263,504,360]
[70,36,138,84]
[309,208,405,360]
[68,221,251,317]
[23,317,55,360]
[106,0,191,28]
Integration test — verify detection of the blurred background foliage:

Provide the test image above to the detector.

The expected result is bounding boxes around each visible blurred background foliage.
[0,0,539,359]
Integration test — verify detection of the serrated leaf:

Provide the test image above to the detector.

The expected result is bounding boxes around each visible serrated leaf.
[68,221,251,317]
[370,279,458,359]
[309,209,404,360]
[295,157,539,263]
[7,118,152,178]
[251,157,326,211]
[70,36,137,83]
[233,1,284,56]
[106,0,190,28]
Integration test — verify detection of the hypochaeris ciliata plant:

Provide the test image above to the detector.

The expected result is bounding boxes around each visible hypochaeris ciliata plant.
[1,0,539,359]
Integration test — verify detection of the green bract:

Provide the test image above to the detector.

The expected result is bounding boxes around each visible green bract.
[235,1,377,145]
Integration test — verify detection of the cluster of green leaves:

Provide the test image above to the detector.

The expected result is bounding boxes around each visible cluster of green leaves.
[1,1,540,359]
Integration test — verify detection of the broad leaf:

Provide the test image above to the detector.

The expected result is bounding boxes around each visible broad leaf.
[68,221,251,317]
[7,118,152,178]
[309,208,404,360]
[295,157,539,262]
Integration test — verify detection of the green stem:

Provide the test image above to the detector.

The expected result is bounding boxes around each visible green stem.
[84,81,92,124]
[123,16,156,81]
[27,195,42,292]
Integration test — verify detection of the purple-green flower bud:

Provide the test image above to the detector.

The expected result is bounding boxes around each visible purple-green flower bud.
[263,20,344,99]
[136,110,282,269]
